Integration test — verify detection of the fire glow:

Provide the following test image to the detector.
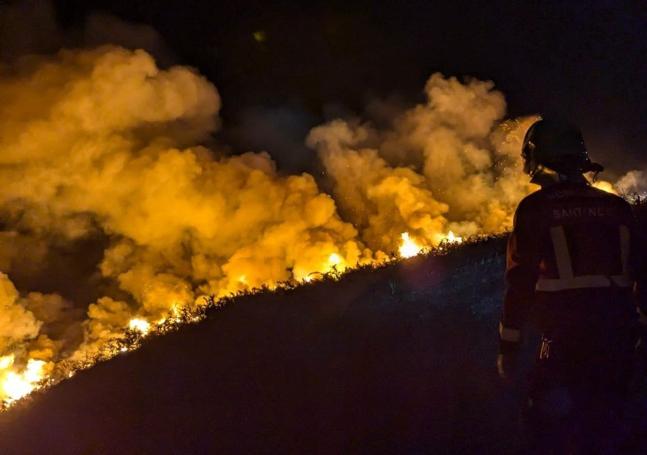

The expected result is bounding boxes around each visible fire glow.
[0,46,628,410]
[398,231,463,259]
[399,232,423,258]
[0,230,451,408]
[0,355,47,405]
[128,318,151,335]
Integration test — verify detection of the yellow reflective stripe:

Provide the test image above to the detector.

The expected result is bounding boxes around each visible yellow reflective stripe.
[619,225,630,275]
[499,322,521,342]
[611,275,632,287]
[536,274,632,291]
[550,226,574,279]
[536,275,611,291]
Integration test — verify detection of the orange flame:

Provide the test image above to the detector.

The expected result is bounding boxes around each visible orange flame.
[399,232,424,258]
[1,356,47,406]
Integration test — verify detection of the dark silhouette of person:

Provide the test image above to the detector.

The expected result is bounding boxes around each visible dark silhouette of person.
[496,118,647,453]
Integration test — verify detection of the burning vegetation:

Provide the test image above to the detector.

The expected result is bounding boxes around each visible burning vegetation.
[0,46,641,409]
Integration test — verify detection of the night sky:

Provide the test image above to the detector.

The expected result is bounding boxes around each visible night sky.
[48,0,647,173]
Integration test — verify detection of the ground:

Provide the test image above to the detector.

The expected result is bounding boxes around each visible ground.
[0,238,547,454]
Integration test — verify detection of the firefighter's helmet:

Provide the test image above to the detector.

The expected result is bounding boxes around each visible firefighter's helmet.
[522,119,604,176]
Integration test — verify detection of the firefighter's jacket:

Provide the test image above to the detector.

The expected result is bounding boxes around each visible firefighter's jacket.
[499,174,646,353]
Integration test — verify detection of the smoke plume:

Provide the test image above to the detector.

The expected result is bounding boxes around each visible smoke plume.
[0,44,638,406]
[616,170,647,198]
[0,46,375,403]
[307,75,537,252]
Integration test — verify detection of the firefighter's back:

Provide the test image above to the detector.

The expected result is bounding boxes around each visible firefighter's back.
[521,181,636,332]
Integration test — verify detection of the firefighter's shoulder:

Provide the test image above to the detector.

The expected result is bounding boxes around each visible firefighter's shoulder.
[588,185,632,210]
[515,187,546,213]
[512,189,546,226]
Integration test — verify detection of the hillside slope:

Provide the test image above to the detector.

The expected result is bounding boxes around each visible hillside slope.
[0,238,538,454]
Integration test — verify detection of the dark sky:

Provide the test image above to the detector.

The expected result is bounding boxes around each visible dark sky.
[51,0,647,171]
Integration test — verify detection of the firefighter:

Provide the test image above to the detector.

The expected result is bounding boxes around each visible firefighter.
[496,118,647,452]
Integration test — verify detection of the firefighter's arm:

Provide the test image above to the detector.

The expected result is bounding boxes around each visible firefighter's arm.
[633,202,647,323]
[499,200,541,355]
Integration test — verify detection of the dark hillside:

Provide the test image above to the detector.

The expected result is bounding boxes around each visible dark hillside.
[0,237,541,454]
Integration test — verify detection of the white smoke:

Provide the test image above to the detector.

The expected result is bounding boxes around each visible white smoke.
[616,170,647,197]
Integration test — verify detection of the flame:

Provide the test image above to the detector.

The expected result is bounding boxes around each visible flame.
[442,231,463,244]
[399,232,424,258]
[0,355,13,370]
[128,318,151,335]
[328,253,342,267]
[399,230,462,258]
[1,357,46,405]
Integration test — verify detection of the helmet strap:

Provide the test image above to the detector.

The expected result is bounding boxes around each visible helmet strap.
[529,163,544,178]
[589,169,601,182]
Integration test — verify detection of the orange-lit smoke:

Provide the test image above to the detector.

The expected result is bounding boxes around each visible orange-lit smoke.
[0,47,377,405]
[307,75,539,253]
[0,47,630,407]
